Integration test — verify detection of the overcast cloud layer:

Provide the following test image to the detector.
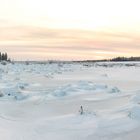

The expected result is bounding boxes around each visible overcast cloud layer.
[0,0,140,60]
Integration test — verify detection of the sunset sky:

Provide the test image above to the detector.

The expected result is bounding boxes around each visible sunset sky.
[0,0,140,60]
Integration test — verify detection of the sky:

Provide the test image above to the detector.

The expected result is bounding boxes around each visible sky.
[0,0,140,60]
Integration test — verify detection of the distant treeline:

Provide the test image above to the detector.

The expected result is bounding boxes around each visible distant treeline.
[0,52,10,61]
[72,57,140,63]
[109,57,140,61]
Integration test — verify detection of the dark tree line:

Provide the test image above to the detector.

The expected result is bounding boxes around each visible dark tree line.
[110,57,140,61]
[0,52,9,61]
[73,56,140,63]
[85,56,140,62]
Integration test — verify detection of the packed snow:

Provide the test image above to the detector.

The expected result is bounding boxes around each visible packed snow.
[0,61,140,140]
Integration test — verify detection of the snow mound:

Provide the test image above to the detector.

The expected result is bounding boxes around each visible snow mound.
[130,106,140,120]
[0,79,121,101]
[0,82,29,100]
[46,81,121,99]
[133,93,140,104]
[108,87,121,93]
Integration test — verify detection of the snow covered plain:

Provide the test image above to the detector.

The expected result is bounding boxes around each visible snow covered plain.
[0,61,140,140]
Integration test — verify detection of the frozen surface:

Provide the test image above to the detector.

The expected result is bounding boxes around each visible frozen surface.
[0,61,140,140]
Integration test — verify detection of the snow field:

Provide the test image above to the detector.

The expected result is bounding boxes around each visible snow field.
[0,62,140,140]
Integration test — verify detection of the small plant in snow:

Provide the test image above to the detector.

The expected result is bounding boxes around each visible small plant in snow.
[79,106,84,115]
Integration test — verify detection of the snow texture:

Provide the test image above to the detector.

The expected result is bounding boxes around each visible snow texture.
[0,61,140,140]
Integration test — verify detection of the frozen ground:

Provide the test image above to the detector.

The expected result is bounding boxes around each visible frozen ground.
[0,61,140,140]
